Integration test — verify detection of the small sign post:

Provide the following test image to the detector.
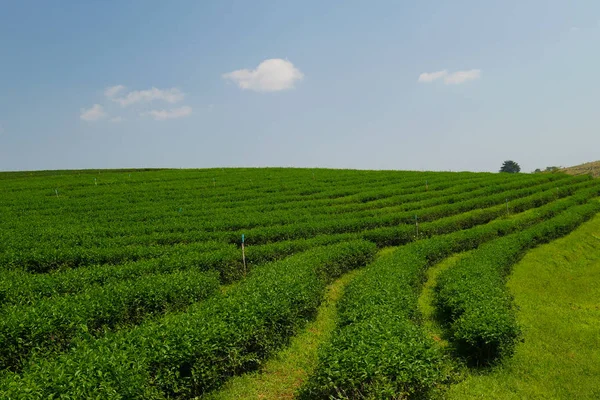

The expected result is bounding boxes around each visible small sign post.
[241,234,247,277]
[415,215,419,238]
[55,189,59,198]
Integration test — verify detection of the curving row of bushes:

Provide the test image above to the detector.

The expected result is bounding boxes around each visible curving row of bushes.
[222,176,588,246]
[2,174,573,271]
[0,241,377,398]
[0,244,239,309]
[361,179,599,247]
[0,270,221,372]
[299,195,600,398]
[435,200,600,366]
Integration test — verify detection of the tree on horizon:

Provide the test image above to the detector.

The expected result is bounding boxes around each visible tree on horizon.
[500,160,521,173]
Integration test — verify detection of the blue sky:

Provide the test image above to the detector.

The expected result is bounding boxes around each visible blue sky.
[1,0,599,172]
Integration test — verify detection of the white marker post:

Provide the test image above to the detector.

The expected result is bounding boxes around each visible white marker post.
[241,234,247,277]
[425,180,429,191]
[94,178,97,186]
[415,215,419,238]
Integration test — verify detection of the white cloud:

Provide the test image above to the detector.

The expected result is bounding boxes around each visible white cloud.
[418,69,481,85]
[104,85,126,98]
[418,70,448,83]
[222,58,304,92]
[109,116,124,123]
[80,104,107,121]
[443,69,481,84]
[141,106,192,121]
[110,87,185,107]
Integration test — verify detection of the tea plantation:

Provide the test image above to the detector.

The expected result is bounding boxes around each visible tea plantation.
[0,168,598,399]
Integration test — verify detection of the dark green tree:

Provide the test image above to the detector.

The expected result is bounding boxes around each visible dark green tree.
[500,160,521,173]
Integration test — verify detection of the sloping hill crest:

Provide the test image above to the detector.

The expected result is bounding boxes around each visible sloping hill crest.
[561,161,600,178]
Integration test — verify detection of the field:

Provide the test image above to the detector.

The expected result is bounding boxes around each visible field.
[0,168,599,399]
[445,213,600,399]
[561,160,600,178]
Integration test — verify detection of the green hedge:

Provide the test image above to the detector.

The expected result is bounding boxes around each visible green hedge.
[0,240,376,398]
[361,179,598,247]
[0,245,240,310]
[435,200,600,365]
[298,195,600,398]
[0,270,220,371]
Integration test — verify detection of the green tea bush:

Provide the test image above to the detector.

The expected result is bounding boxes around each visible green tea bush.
[435,201,600,365]
[0,241,376,398]
[0,270,220,371]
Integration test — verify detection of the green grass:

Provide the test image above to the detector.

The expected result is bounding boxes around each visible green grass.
[417,251,471,349]
[445,213,600,399]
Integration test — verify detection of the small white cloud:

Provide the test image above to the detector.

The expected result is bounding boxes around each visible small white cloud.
[110,87,185,107]
[141,106,192,121]
[104,85,126,98]
[223,58,304,92]
[80,104,107,121]
[418,69,481,85]
[418,70,448,83]
[109,116,124,123]
[444,69,481,84]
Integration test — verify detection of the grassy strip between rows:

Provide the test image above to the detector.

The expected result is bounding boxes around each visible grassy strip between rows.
[416,252,472,349]
[298,199,600,399]
[0,240,377,399]
[434,200,600,366]
[445,213,600,399]
[203,267,367,400]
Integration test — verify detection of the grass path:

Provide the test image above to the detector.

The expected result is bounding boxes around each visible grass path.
[445,213,600,399]
[204,248,395,400]
[417,251,471,349]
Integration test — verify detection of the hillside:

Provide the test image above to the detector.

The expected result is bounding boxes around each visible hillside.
[561,160,600,178]
[446,212,600,399]
[0,168,599,398]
